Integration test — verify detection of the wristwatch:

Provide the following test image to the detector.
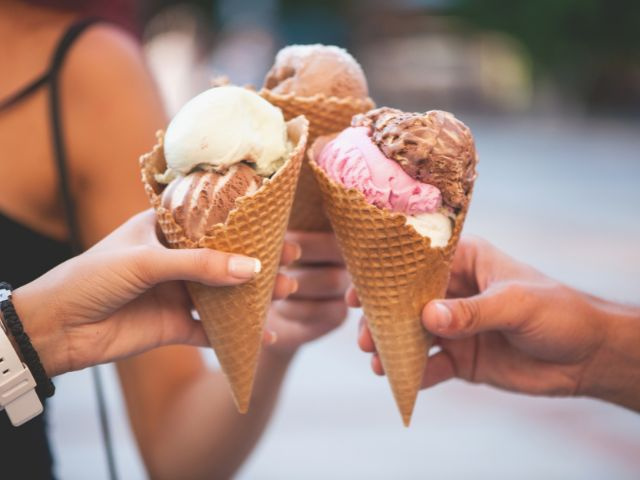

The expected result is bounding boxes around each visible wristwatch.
[0,288,42,426]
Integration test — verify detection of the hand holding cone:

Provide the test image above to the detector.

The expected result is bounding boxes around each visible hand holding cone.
[141,115,309,412]
[309,109,476,425]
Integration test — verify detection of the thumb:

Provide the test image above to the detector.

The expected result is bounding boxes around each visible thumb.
[136,246,262,287]
[422,284,530,339]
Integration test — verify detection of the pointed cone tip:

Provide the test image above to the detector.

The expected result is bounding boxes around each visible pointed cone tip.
[228,370,258,414]
[401,411,413,427]
[232,389,251,414]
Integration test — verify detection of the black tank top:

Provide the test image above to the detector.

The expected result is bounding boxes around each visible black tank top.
[0,18,100,479]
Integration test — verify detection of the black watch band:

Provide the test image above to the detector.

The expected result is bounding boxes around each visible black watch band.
[0,282,55,400]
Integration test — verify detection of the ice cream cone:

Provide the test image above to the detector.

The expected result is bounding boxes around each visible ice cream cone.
[140,116,309,412]
[259,89,374,231]
[308,135,472,426]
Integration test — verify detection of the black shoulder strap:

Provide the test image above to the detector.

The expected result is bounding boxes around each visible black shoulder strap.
[6,18,120,480]
[0,73,49,112]
[48,17,101,254]
[0,18,100,115]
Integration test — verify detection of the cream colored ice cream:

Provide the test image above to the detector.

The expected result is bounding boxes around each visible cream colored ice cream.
[405,212,453,247]
[264,44,368,99]
[159,86,289,180]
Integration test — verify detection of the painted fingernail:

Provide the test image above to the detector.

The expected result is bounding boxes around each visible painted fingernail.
[434,302,452,330]
[228,256,261,279]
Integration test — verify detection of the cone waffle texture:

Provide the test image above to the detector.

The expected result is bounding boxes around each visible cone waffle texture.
[140,116,309,413]
[309,136,472,426]
[259,89,374,231]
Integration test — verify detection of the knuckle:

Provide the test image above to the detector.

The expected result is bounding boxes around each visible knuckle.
[503,282,529,305]
[191,248,223,277]
[129,245,156,283]
[130,244,154,264]
[456,298,480,332]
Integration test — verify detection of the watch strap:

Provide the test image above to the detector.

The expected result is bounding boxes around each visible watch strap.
[0,315,43,426]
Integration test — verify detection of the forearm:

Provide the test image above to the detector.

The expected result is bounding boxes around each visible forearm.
[580,300,640,412]
[147,348,295,480]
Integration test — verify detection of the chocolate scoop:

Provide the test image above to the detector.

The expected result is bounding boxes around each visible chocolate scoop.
[353,107,477,209]
[161,164,262,241]
[264,44,369,99]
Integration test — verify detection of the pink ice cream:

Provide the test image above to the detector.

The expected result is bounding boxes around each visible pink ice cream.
[317,127,442,215]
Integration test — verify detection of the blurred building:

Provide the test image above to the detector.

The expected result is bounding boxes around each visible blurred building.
[138,0,639,116]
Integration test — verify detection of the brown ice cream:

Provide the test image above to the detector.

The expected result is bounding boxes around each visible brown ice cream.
[353,108,477,209]
[264,44,368,99]
[161,164,262,241]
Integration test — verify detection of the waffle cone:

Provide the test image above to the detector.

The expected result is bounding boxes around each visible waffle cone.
[309,136,471,426]
[259,89,374,231]
[140,116,309,412]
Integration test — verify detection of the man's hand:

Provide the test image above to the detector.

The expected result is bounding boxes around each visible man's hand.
[353,236,640,410]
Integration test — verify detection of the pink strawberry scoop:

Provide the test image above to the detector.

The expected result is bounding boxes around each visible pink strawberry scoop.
[318,126,442,215]
[316,107,477,247]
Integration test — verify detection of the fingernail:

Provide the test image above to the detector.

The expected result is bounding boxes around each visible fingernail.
[434,302,452,330]
[288,278,299,295]
[228,256,261,279]
[266,330,278,345]
[292,243,302,261]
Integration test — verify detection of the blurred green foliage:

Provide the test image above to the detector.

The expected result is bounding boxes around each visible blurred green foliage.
[450,0,640,109]
[451,0,640,74]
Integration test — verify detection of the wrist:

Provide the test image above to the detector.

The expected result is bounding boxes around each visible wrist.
[11,285,65,377]
[579,301,640,411]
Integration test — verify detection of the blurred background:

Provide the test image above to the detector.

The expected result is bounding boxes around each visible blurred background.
[49,0,640,478]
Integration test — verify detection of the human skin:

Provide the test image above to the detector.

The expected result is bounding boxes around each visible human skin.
[0,3,350,478]
[352,236,640,412]
[11,210,298,377]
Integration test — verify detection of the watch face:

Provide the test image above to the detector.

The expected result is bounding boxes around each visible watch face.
[0,288,10,302]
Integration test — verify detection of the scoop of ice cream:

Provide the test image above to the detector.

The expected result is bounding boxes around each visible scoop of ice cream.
[162,86,288,179]
[353,108,477,209]
[317,127,452,246]
[318,127,442,215]
[264,44,368,99]
[161,164,262,241]
[405,212,452,247]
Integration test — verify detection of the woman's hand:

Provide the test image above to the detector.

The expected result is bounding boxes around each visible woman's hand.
[353,236,640,410]
[12,210,298,377]
[264,231,349,356]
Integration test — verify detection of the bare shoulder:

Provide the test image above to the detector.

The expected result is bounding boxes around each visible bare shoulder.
[61,23,164,108]
[60,23,166,173]
[68,23,149,86]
